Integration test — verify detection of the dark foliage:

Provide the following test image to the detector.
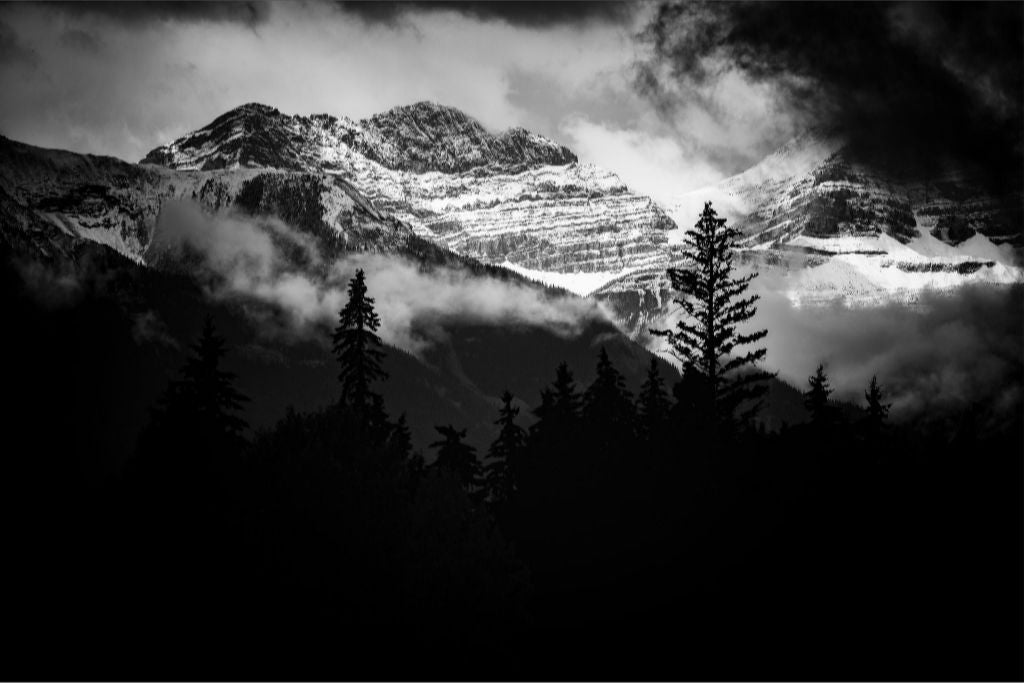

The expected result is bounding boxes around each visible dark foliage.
[483,390,525,507]
[652,201,775,437]
[332,268,387,416]
[863,374,892,437]
[2,246,1020,681]
[805,362,841,428]
[430,423,483,496]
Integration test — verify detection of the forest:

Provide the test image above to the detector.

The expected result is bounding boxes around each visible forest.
[2,204,1021,681]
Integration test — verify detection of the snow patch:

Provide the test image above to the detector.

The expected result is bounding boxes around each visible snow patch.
[499,261,634,297]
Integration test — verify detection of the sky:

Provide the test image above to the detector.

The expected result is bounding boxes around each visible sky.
[0,1,1020,204]
[3,1,1020,420]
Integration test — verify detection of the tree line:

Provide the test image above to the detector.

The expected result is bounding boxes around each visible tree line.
[1,202,1019,680]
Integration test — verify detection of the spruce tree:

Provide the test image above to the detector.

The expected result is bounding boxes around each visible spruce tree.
[169,316,249,440]
[139,316,248,483]
[651,201,774,431]
[430,425,481,494]
[529,362,582,452]
[550,361,582,425]
[805,364,838,426]
[484,390,526,505]
[582,347,635,435]
[390,413,413,460]
[863,375,891,434]
[332,269,387,413]
[529,387,557,442]
[637,357,671,441]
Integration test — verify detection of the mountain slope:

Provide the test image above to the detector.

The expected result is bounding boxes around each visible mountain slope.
[9,101,1021,350]
[141,102,676,278]
[595,133,1023,338]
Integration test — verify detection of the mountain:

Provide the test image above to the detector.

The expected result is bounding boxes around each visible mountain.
[141,101,577,174]
[139,103,1020,340]
[6,100,1020,362]
[595,133,1023,338]
[142,102,676,281]
[0,127,681,455]
[692,132,1023,249]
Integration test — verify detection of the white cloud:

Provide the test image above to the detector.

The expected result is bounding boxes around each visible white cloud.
[561,116,725,204]
[0,3,639,163]
[152,201,607,355]
[0,1,796,195]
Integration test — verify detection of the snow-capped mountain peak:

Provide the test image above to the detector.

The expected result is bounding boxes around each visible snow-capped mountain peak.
[141,100,577,176]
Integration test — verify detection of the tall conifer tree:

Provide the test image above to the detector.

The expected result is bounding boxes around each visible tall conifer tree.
[651,201,773,432]
[805,364,838,426]
[484,390,526,505]
[863,375,891,435]
[332,269,387,413]
[550,361,582,424]
[430,425,481,494]
[637,357,671,441]
[582,347,635,435]
[166,316,249,440]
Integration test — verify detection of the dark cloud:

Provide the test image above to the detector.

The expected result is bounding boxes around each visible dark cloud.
[44,1,271,27]
[338,1,634,28]
[0,19,38,66]
[636,2,1024,193]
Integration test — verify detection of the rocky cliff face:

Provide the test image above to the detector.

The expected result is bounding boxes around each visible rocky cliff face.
[141,102,578,175]
[597,133,1023,339]
[696,133,1023,249]
[4,103,1020,348]
[0,135,423,269]
[140,102,676,278]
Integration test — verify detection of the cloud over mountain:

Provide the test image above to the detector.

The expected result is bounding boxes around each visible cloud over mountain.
[151,201,608,355]
[636,2,1024,191]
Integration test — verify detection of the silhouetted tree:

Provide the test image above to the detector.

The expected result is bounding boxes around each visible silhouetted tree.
[551,361,582,424]
[144,316,249,464]
[863,375,891,436]
[390,413,414,461]
[484,390,525,506]
[332,269,387,414]
[430,424,481,495]
[637,357,671,442]
[805,364,838,427]
[185,317,249,435]
[582,347,635,436]
[651,201,774,433]
[529,362,582,450]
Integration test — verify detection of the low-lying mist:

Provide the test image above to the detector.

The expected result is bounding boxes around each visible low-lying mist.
[757,281,1023,424]
[647,269,1022,425]
[151,201,610,355]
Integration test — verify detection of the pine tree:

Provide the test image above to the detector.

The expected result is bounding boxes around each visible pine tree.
[332,269,387,413]
[169,316,249,440]
[651,201,774,432]
[863,375,891,434]
[805,364,837,426]
[550,361,582,424]
[529,362,581,449]
[390,413,414,460]
[430,424,481,494]
[484,390,526,505]
[637,357,671,441]
[138,317,249,482]
[529,387,556,440]
[582,347,635,435]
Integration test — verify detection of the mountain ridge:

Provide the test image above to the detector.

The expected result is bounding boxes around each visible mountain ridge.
[4,101,1021,348]
[141,100,578,175]
[140,101,677,280]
